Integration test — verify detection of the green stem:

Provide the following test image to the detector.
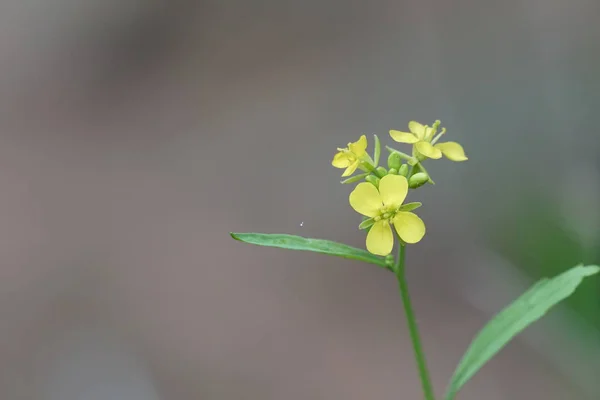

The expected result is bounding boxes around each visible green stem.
[394,242,436,400]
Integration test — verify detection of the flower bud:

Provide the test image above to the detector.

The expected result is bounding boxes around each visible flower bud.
[409,172,429,188]
[388,168,398,175]
[387,152,402,170]
[398,164,409,177]
[365,174,380,187]
[375,166,388,178]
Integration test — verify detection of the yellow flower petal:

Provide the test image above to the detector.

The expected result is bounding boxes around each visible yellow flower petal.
[332,152,351,168]
[366,220,394,255]
[423,126,435,141]
[378,174,408,208]
[393,211,426,244]
[408,121,427,139]
[389,130,419,144]
[415,141,442,159]
[342,160,360,177]
[348,135,367,157]
[434,141,468,161]
[349,182,382,217]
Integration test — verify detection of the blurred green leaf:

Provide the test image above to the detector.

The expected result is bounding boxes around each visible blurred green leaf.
[486,191,600,332]
[445,264,600,400]
[230,233,389,269]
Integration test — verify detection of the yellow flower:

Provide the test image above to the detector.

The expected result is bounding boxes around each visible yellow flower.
[332,135,371,177]
[349,175,426,256]
[389,121,468,162]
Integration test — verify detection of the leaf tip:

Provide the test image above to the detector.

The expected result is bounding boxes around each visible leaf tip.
[573,264,600,276]
[584,264,600,274]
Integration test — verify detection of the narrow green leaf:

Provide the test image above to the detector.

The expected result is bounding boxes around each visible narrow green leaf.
[445,264,600,400]
[373,134,381,167]
[231,233,390,269]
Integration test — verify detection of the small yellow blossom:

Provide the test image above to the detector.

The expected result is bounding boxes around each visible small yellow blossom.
[390,121,468,162]
[332,135,371,177]
[349,174,426,255]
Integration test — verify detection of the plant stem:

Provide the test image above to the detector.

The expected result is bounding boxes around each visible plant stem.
[394,242,436,400]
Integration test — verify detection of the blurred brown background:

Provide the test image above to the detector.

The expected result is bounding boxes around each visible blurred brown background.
[0,0,599,399]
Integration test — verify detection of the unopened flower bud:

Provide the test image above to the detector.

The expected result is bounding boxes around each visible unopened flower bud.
[365,174,380,187]
[376,166,388,178]
[409,172,429,189]
[398,164,409,177]
[387,152,402,170]
[388,168,398,175]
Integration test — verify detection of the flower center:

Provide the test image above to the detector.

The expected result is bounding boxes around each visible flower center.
[378,205,398,222]
[340,149,357,162]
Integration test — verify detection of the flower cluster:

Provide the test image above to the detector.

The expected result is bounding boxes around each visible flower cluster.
[332,120,467,255]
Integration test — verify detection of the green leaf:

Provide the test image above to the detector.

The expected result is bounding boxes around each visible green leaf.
[373,134,381,167]
[445,264,600,400]
[230,233,390,269]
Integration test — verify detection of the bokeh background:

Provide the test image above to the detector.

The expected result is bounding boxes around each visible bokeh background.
[0,0,599,399]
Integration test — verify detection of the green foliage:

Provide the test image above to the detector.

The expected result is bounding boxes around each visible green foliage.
[487,192,600,334]
[230,233,390,269]
[445,264,600,400]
